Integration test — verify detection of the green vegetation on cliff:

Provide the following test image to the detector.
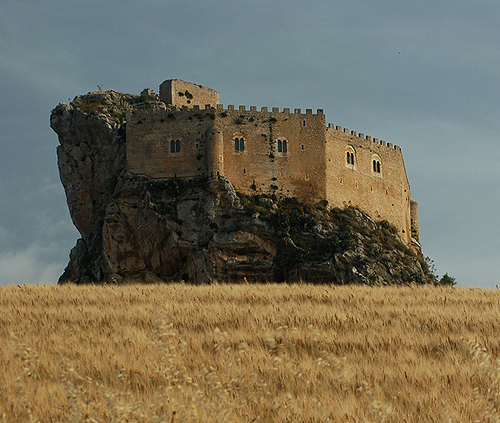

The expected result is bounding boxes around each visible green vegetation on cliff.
[238,192,437,285]
[69,90,142,119]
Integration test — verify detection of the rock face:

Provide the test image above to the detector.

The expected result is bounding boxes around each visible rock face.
[51,91,435,285]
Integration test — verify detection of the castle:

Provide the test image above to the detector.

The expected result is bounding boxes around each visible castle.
[126,80,420,250]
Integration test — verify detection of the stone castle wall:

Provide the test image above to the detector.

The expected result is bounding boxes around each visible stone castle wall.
[215,105,327,202]
[324,126,412,245]
[126,105,328,202]
[126,80,419,246]
[126,105,214,179]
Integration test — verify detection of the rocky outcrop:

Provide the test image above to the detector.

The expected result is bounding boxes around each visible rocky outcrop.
[51,91,435,285]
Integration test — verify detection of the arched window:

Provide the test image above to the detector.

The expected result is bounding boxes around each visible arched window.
[175,140,181,152]
[372,159,381,173]
[171,140,175,153]
[346,149,355,166]
[277,139,288,153]
[377,161,380,173]
[235,138,244,151]
[347,152,355,165]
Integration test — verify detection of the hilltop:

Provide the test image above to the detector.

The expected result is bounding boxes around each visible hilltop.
[51,90,435,285]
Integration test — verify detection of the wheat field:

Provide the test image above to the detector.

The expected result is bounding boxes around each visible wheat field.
[1,283,500,422]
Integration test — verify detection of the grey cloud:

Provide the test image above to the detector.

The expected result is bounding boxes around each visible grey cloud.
[1,0,499,286]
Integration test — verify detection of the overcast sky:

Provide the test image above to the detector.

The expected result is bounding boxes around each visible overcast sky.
[1,0,499,288]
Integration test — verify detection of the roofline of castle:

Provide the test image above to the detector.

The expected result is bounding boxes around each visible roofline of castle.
[130,101,401,152]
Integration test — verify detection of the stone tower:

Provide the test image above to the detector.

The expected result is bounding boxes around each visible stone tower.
[159,79,219,109]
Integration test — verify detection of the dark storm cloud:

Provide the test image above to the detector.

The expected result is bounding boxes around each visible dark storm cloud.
[1,0,499,286]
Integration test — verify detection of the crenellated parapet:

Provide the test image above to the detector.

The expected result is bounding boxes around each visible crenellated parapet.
[132,101,329,121]
[216,104,325,117]
[326,123,401,152]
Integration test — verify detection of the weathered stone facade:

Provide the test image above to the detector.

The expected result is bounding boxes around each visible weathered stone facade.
[127,80,420,249]
[159,79,219,109]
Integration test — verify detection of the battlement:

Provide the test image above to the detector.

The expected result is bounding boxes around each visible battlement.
[216,104,324,117]
[326,123,401,151]
[134,103,327,118]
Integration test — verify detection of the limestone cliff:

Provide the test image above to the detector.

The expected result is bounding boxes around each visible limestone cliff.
[51,91,435,285]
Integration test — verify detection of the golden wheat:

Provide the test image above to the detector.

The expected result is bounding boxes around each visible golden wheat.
[1,283,500,422]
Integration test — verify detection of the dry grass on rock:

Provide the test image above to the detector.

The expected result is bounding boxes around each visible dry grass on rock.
[1,283,500,422]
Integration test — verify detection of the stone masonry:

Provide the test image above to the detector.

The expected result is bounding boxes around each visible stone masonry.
[127,80,420,250]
